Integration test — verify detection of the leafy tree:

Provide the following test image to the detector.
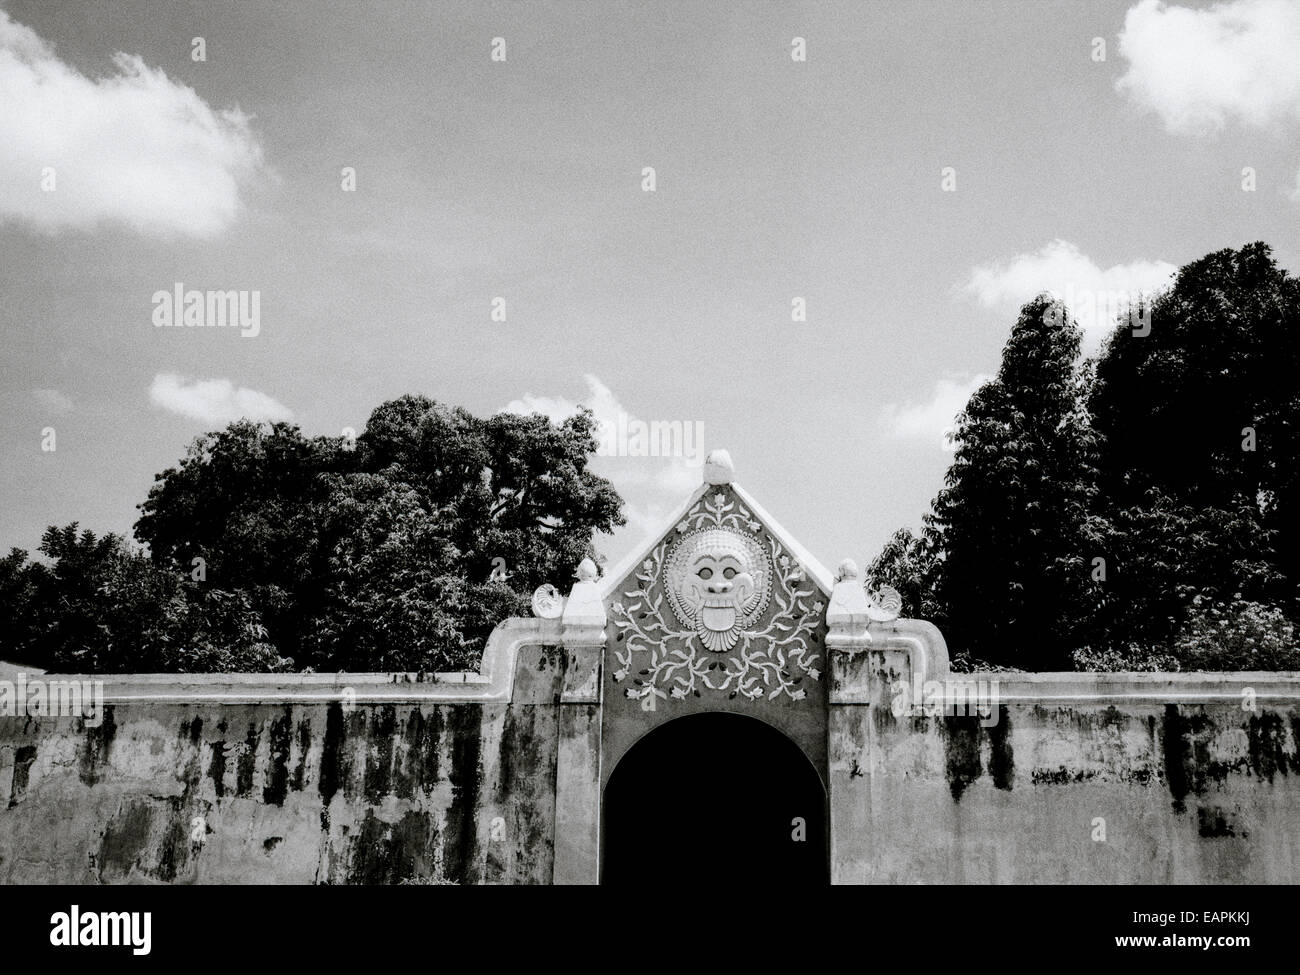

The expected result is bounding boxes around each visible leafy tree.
[874,243,1300,672]
[0,524,286,674]
[1091,244,1298,583]
[865,528,942,625]
[134,421,353,662]
[1081,492,1282,661]
[1086,242,1300,658]
[919,296,1105,669]
[299,470,474,672]
[0,547,48,666]
[1171,596,1299,671]
[355,398,623,594]
[131,395,623,672]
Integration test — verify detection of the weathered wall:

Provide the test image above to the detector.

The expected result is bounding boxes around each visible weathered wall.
[829,637,1300,884]
[5,610,1300,884]
[0,640,588,885]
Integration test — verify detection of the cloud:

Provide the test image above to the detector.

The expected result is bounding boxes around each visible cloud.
[149,374,292,426]
[1116,0,1300,135]
[30,388,73,414]
[503,373,621,431]
[0,11,266,238]
[881,374,991,451]
[965,239,1175,345]
[502,374,706,472]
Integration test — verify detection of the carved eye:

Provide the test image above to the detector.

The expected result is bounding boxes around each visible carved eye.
[722,567,736,579]
[697,567,713,580]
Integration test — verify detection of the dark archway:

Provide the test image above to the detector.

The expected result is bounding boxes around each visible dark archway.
[601,711,828,884]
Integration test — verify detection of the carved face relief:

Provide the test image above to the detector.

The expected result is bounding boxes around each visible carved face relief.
[611,488,822,704]
[666,529,772,652]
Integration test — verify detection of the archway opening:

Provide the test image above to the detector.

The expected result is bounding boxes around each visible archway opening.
[601,711,828,884]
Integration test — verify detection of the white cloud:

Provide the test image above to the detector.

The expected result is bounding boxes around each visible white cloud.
[149,374,292,426]
[881,374,991,451]
[503,373,622,431]
[1116,0,1300,135]
[0,11,266,238]
[30,388,73,414]
[965,239,1175,345]
[502,374,706,472]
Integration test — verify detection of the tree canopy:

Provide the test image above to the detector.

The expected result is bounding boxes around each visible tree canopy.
[3,396,623,673]
[870,243,1300,671]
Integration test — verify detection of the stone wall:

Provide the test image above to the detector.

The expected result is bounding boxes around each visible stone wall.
[4,610,1300,884]
[828,627,1300,884]
[0,623,602,885]
[0,698,558,884]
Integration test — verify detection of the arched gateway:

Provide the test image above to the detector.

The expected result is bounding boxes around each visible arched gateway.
[517,448,929,883]
[602,712,828,884]
[594,451,834,882]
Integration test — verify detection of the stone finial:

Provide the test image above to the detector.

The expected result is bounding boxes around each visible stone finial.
[826,557,873,650]
[562,559,606,647]
[703,449,735,485]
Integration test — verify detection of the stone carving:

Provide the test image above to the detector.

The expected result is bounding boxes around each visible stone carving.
[865,584,902,622]
[664,528,772,652]
[702,448,735,485]
[531,584,563,619]
[611,489,822,705]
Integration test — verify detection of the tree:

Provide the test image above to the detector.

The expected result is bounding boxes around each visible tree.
[131,395,624,672]
[873,243,1300,672]
[134,421,353,662]
[0,547,48,666]
[1087,242,1300,659]
[865,528,942,625]
[0,524,287,674]
[877,296,1105,669]
[299,471,474,672]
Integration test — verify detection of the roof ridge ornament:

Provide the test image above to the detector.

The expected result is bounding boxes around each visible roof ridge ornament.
[703,448,734,485]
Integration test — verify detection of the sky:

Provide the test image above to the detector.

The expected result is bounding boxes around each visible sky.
[2,0,1299,576]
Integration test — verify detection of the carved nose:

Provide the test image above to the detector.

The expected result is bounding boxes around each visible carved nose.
[708,580,732,594]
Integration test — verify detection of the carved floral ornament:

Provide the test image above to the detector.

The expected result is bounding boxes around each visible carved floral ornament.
[611,490,824,706]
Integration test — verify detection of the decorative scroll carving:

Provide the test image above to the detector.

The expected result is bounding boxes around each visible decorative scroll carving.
[866,584,902,622]
[611,490,822,705]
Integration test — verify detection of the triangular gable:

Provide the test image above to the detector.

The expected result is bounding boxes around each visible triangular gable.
[600,454,830,707]
[598,458,833,600]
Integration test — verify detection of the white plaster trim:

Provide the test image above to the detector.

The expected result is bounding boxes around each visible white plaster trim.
[868,618,951,681]
[961,671,1300,702]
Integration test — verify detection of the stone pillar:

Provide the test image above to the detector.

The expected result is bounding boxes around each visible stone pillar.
[553,559,606,884]
[824,560,949,882]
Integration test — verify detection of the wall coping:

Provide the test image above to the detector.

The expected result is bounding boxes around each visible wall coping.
[957,670,1300,702]
[20,631,1300,709]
